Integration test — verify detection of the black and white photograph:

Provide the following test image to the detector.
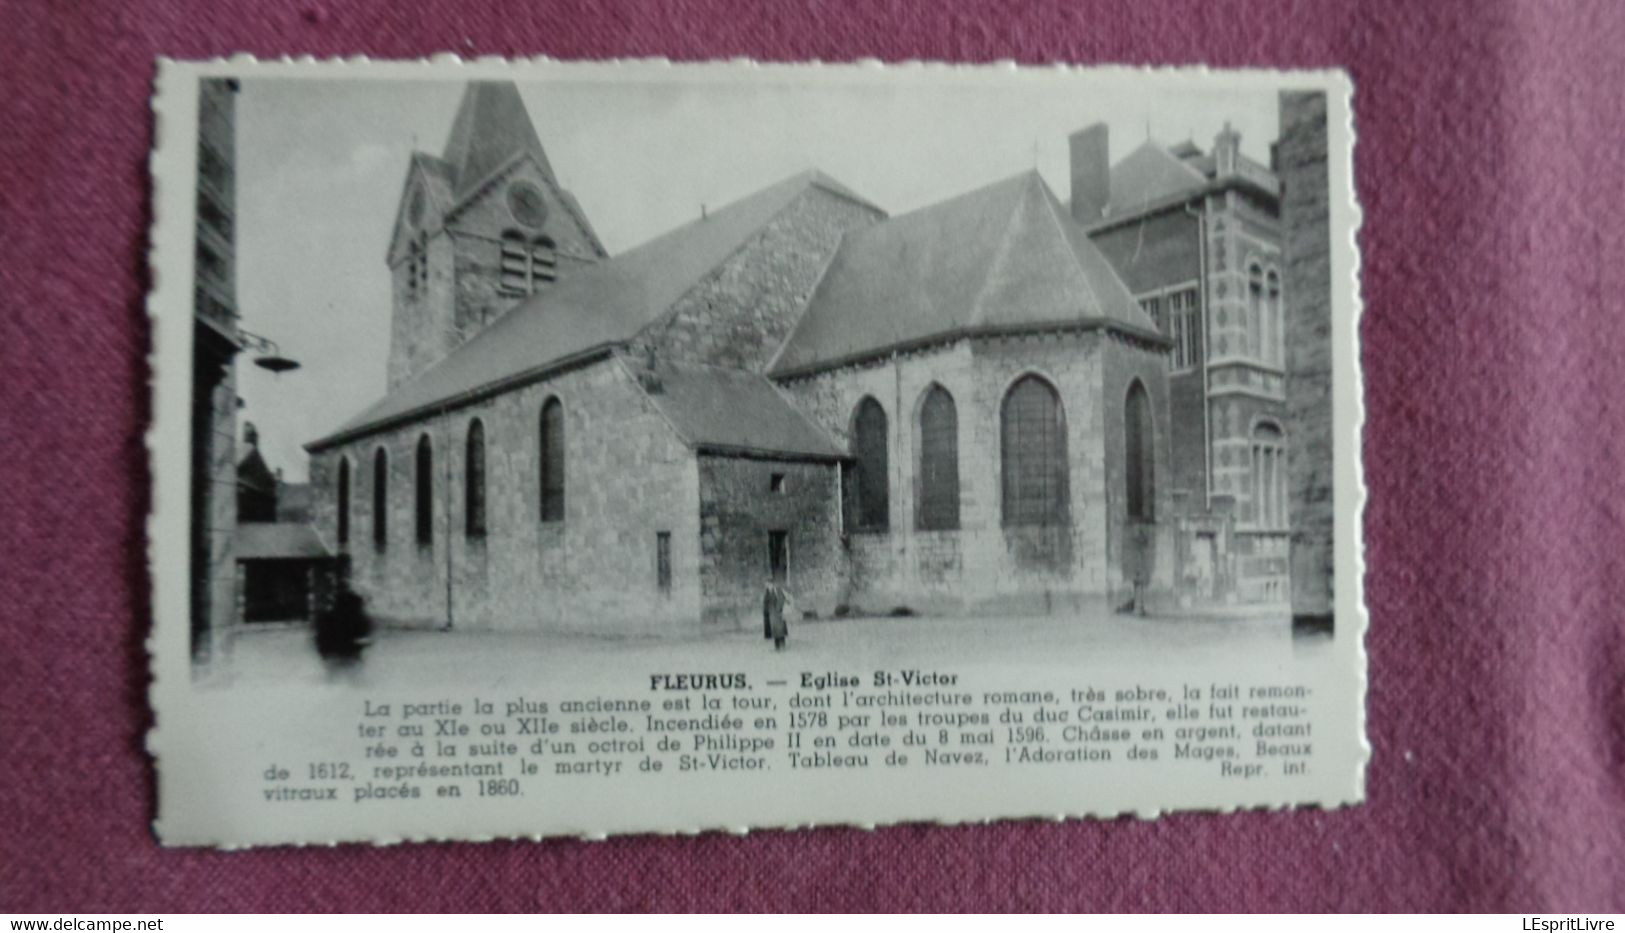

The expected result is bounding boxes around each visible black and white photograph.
[151,60,1364,846]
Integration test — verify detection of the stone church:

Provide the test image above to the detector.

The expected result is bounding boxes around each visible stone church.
[306,80,1288,633]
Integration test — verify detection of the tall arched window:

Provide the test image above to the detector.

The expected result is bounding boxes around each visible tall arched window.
[1251,421,1286,529]
[539,398,565,523]
[372,448,388,551]
[916,385,959,531]
[415,435,433,547]
[465,419,487,540]
[1125,380,1155,521]
[1001,376,1069,527]
[848,397,889,531]
[1266,268,1283,367]
[1247,262,1266,361]
[336,457,350,548]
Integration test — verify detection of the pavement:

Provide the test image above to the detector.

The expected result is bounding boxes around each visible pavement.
[200,606,1325,692]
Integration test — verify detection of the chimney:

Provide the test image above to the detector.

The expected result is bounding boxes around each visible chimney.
[1069,123,1109,224]
[1214,121,1241,176]
[243,421,258,449]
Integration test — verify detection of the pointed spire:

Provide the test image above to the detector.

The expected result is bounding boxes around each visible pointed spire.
[441,81,555,196]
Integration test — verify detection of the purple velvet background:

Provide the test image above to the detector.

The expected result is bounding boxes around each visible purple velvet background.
[2,0,1623,912]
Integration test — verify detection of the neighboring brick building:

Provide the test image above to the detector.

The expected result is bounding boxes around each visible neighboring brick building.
[307,80,1296,634]
[1079,122,1291,607]
[1278,91,1335,630]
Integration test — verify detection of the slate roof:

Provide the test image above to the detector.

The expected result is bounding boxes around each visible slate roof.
[235,523,332,561]
[642,361,846,460]
[1105,141,1210,217]
[441,81,555,196]
[769,170,1159,377]
[310,170,873,449]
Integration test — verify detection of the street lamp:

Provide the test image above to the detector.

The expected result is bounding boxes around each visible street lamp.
[238,329,301,374]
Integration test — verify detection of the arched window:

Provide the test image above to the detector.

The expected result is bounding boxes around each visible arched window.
[848,397,889,531]
[1001,376,1069,527]
[336,458,350,548]
[916,385,959,531]
[539,398,565,523]
[1247,262,1266,361]
[465,419,486,540]
[372,448,388,551]
[1266,268,1283,367]
[1251,422,1286,529]
[415,435,433,547]
[1125,380,1155,521]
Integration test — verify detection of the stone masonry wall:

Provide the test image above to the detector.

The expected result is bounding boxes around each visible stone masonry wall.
[637,187,884,372]
[310,354,702,635]
[386,222,457,391]
[776,332,1137,616]
[1279,91,1335,619]
[697,456,844,629]
[448,158,604,340]
[386,156,605,391]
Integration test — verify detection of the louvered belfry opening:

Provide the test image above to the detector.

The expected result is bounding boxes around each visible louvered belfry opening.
[1001,375,1069,527]
[917,385,960,531]
[848,397,889,531]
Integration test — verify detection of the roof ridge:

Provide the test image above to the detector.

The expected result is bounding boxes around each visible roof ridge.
[1034,177,1106,320]
[964,171,1050,330]
[803,169,889,216]
[1039,180,1160,333]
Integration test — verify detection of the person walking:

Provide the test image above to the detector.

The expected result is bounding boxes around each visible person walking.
[762,579,794,651]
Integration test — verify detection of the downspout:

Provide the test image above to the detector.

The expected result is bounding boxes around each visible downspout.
[893,350,902,537]
[443,411,455,630]
[1186,198,1212,512]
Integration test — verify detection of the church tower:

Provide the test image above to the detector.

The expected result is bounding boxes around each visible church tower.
[385,81,607,390]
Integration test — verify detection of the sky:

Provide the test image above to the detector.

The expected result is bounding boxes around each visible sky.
[233,69,1279,482]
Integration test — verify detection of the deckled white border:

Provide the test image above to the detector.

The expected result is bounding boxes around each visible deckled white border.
[146,56,1367,848]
